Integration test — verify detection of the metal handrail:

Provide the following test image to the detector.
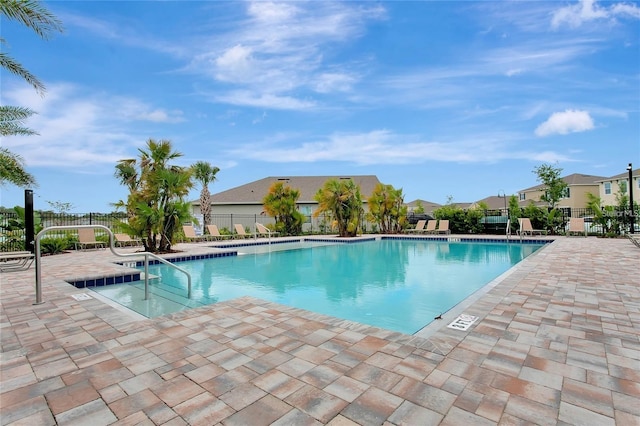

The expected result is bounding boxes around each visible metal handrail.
[34,225,192,305]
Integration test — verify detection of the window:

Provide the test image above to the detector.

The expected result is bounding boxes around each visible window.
[561,188,570,198]
[300,206,312,216]
[604,182,611,195]
[519,193,526,201]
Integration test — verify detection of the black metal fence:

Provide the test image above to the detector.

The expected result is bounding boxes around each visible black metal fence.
[1,207,636,253]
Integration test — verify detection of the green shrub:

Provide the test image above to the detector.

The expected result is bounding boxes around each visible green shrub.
[40,237,70,255]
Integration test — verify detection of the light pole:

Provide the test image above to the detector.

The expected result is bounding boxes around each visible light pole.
[628,163,635,234]
[498,190,507,214]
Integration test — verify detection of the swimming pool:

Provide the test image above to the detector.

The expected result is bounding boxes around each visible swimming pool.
[92,238,545,334]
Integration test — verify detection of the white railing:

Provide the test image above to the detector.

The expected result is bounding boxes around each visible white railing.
[33,225,191,305]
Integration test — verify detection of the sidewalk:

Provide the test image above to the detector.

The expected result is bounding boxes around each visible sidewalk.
[1,236,638,425]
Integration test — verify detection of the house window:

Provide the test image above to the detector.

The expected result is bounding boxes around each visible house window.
[604,182,611,195]
[561,188,570,198]
[300,206,312,216]
[519,193,525,201]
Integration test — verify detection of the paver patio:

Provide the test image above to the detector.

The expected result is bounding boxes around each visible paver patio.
[1,235,638,425]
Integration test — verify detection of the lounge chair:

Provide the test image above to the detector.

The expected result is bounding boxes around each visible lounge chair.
[0,251,34,272]
[255,222,279,238]
[567,218,587,237]
[436,220,450,234]
[406,220,427,233]
[114,233,142,247]
[628,234,640,248]
[75,228,106,251]
[182,225,207,243]
[234,224,251,239]
[425,220,437,234]
[206,224,232,240]
[517,218,546,237]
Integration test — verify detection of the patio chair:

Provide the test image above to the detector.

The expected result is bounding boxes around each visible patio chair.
[206,224,232,240]
[0,251,34,272]
[517,218,546,237]
[75,228,106,251]
[255,222,279,238]
[182,225,207,243]
[567,218,587,237]
[436,220,450,234]
[234,224,251,239]
[114,233,142,247]
[425,220,437,234]
[406,220,427,233]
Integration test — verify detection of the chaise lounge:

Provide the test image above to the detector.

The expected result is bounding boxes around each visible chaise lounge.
[567,217,587,237]
[0,251,34,272]
[255,223,279,238]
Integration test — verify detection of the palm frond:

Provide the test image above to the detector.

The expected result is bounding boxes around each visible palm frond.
[0,0,64,40]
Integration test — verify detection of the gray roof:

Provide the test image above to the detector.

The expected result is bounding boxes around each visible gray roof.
[595,168,640,182]
[405,199,442,212]
[520,173,607,192]
[473,195,514,210]
[202,175,382,205]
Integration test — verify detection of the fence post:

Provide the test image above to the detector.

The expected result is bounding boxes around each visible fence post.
[25,190,34,253]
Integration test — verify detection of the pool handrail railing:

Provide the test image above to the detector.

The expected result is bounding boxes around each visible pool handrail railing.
[33,225,192,305]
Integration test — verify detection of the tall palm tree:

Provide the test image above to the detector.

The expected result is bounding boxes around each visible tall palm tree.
[0,0,63,187]
[191,161,220,231]
[114,139,194,253]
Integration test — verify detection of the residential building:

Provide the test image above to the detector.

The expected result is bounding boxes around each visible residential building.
[595,168,639,206]
[191,175,382,230]
[405,199,441,216]
[517,173,607,209]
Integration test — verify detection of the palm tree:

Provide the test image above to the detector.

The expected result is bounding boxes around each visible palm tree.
[0,147,37,188]
[366,183,407,234]
[114,139,194,252]
[314,178,363,237]
[262,182,305,235]
[191,161,220,232]
[0,0,63,187]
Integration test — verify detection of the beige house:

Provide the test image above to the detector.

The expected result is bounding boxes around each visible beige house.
[595,168,639,206]
[517,173,607,209]
[191,175,382,231]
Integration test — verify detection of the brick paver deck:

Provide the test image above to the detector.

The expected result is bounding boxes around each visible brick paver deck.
[1,236,638,425]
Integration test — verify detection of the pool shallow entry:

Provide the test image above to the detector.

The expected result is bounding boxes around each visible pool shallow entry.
[91,239,547,334]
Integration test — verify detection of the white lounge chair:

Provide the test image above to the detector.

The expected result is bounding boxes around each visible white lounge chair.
[436,220,450,234]
[115,233,142,247]
[0,251,34,272]
[567,218,587,237]
[517,218,546,237]
[255,223,279,238]
[234,224,251,239]
[407,220,427,233]
[182,225,207,242]
[75,228,106,251]
[206,224,232,240]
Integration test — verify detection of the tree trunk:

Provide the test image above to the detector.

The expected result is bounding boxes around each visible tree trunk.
[200,187,211,228]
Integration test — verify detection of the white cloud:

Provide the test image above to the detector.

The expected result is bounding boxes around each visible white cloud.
[225,129,573,165]
[551,0,640,29]
[213,90,316,110]
[188,2,385,109]
[535,109,595,137]
[2,83,182,167]
[313,72,357,93]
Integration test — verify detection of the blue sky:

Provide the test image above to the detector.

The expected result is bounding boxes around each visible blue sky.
[2,0,639,212]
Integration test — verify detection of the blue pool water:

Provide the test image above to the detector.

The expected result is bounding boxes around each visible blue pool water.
[94,239,544,334]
